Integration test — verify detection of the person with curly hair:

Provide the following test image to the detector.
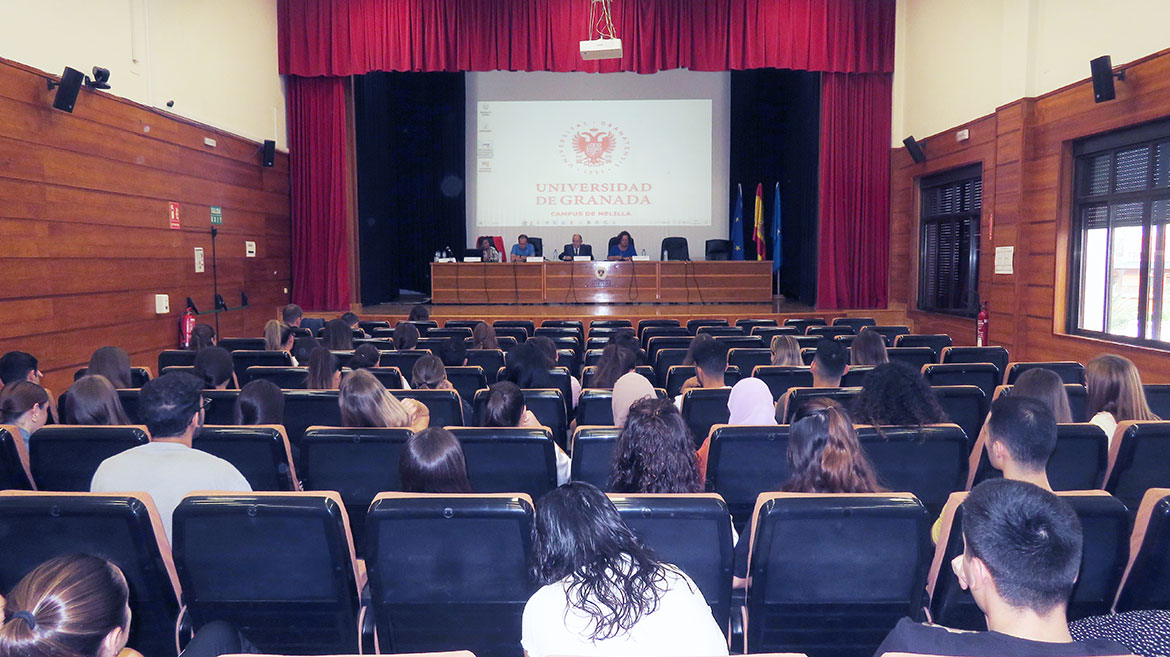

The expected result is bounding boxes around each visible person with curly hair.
[849,360,949,427]
[608,397,702,494]
[522,482,728,657]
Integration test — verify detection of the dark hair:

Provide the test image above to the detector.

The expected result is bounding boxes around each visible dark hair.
[592,344,636,389]
[233,379,285,425]
[348,344,381,370]
[503,342,552,389]
[0,381,49,424]
[1011,369,1073,424]
[291,336,318,365]
[851,361,948,427]
[987,397,1057,471]
[138,372,203,439]
[681,333,714,366]
[393,323,420,351]
[616,230,631,244]
[472,322,499,350]
[0,351,38,385]
[527,337,559,367]
[408,305,430,322]
[530,482,672,641]
[850,329,888,366]
[399,427,472,493]
[608,397,702,494]
[281,304,303,325]
[411,354,448,390]
[1086,354,1158,422]
[0,554,130,657]
[962,479,1082,613]
[611,330,646,366]
[477,236,493,249]
[483,381,525,427]
[64,376,130,425]
[690,338,729,379]
[341,312,360,327]
[438,337,467,367]
[518,233,529,242]
[306,347,341,390]
[188,324,216,351]
[323,318,354,350]
[812,338,848,379]
[193,347,234,389]
[87,347,132,389]
[782,398,883,494]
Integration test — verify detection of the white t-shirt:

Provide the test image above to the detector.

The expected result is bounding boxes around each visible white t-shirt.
[91,441,252,542]
[522,566,728,657]
[1089,411,1118,447]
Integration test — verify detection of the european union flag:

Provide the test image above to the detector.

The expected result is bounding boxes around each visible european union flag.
[731,184,745,261]
[772,182,783,272]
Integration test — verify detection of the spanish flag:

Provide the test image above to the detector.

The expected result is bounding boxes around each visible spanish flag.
[752,183,765,260]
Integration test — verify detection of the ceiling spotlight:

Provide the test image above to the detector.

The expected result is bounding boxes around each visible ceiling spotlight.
[86,66,111,90]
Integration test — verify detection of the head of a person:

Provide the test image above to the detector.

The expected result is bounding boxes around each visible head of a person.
[233,379,285,425]
[517,234,529,248]
[399,427,472,493]
[770,335,802,367]
[783,398,883,494]
[324,318,354,350]
[571,234,583,248]
[281,304,304,327]
[527,336,559,367]
[483,381,525,427]
[291,336,318,365]
[408,305,430,322]
[1086,354,1157,422]
[193,346,234,389]
[851,361,948,426]
[306,347,342,390]
[472,322,499,350]
[87,347,132,389]
[608,397,702,494]
[0,351,40,386]
[681,332,715,366]
[0,554,131,657]
[530,482,666,641]
[986,396,1057,476]
[0,381,50,432]
[592,344,636,389]
[65,376,130,426]
[611,371,656,427]
[850,329,888,366]
[957,479,1082,618]
[505,341,552,389]
[393,322,420,351]
[477,236,492,250]
[138,372,204,441]
[339,369,411,428]
[611,330,645,365]
[1011,368,1073,424]
[437,337,467,367]
[341,312,360,330]
[188,324,216,351]
[810,338,848,385]
[727,377,778,425]
[617,231,631,248]
[411,354,449,390]
[348,344,381,370]
[691,338,729,387]
[263,319,293,352]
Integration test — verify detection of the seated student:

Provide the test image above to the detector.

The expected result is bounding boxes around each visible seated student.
[339,369,429,433]
[408,304,430,322]
[482,381,570,484]
[347,343,382,370]
[612,371,656,427]
[591,343,636,389]
[1012,368,1074,424]
[850,360,948,427]
[393,322,420,351]
[437,336,468,367]
[291,336,318,366]
[607,230,637,261]
[850,328,888,366]
[1071,610,1170,657]
[323,318,354,350]
[91,373,251,542]
[193,347,236,390]
[775,338,849,421]
[608,397,703,494]
[263,319,297,363]
[875,479,1128,656]
[88,346,135,389]
[510,234,536,262]
[612,329,647,366]
[559,233,593,260]
[64,375,131,425]
[282,303,304,329]
[341,311,367,337]
[696,376,777,481]
[472,322,500,350]
[411,354,473,424]
[1086,353,1159,443]
[770,335,802,366]
[0,351,42,386]
[305,347,342,390]
[189,323,217,351]
[676,338,730,410]
[233,379,285,425]
[522,482,728,657]
[515,337,582,408]
[398,427,472,493]
[0,381,49,447]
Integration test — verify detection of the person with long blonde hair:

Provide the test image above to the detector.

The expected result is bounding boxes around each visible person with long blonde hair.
[769,335,802,367]
[1085,354,1158,442]
[339,369,428,432]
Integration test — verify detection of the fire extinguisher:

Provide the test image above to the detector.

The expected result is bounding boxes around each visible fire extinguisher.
[976,302,989,347]
[179,306,197,348]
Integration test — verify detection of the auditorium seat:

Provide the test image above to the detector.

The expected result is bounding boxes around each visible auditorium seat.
[542,319,583,330]
[569,425,620,488]
[172,492,362,654]
[745,492,931,656]
[534,326,582,346]
[580,365,655,389]
[354,337,394,350]
[402,320,438,334]
[801,347,850,365]
[922,363,1000,402]
[697,325,746,337]
[1114,487,1170,612]
[219,337,267,352]
[591,319,633,329]
[713,335,765,350]
[364,492,534,657]
[609,493,733,633]
[806,325,853,338]
[680,388,733,448]
[397,389,466,427]
[752,366,814,401]
[448,427,558,499]
[555,347,579,375]
[380,350,431,378]
[831,317,876,332]
[158,349,198,371]
[497,366,574,417]
[840,365,875,387]
[366,366,405,389]
[793,335,822,349]
[780,387,862,423]
[418,337,463,355]
[358,320,391,332]
[929,490,1130,629]
[0,425,32,490]
[73,367,152,387]
[941,346,1010,376]
[334,350,357,368]
[728,348,773,375]
[1143,383,1170,419]
[230,350,293,384]
[1106,421,1170,511]
[445,366,487,404]
[783,318,826,334]
[372,328,396,339]
[244,366,310,388]
[705,424,791,529]
[467,349,505,383]
[282,390,344,463]
[427,327,473,340]
[887,346,938,369]
[994,383,1089,423]
[968,423,1109,491]
[661,236,690,260]
[300,318,326,335]
[736,318,779,331]
[496,336,518,351]
[585,336,610,351]
[867,325,912,344]
[493,326,528,344]
[752,326,798,340]
[493,320,535,336]
[1005,361,1086,385]
[640,325,689,350]
[931,385,989,452]
[895,334,953,359]
[687,318,728,334]
[194,425,298,491]
[653,348,690,387]
[575,389,615,426]
[855,425,968,517]
[29,425,149,491]
[637,318,680,337]
[665,365,741,398]
[479,388,567,448]
[160,365,197,378]
[705,238,733,260]
[203,389,242,425]
[834,334,857,347]
[0,491,182,657]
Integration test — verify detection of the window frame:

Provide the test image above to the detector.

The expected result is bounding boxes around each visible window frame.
[917,164,983,318]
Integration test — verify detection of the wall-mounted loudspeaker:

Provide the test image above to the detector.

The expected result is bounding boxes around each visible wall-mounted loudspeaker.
[48,67,85,112]
[1090,55,1125,103]
[903,135,926,164]
[262,140,276,167]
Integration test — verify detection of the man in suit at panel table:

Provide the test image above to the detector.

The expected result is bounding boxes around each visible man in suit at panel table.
[559,234,594,261]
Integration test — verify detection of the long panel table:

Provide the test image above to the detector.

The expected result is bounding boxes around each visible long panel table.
[431,261,773,304]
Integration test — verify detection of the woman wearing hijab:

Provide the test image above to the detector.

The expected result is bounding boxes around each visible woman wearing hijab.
[611,371,656,427]
[696,377,777,480]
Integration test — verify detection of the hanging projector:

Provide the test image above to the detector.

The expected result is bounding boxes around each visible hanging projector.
[580,38,623,60]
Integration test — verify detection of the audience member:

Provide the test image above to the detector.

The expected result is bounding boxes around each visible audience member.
[412,354,473,423]
[608,397,702,494]
[681,332,715,366]
[338,369,428,432]
[522,482,728,657]
[676,338,729,408]
[982,396,1057,489]
[393,322,420,351]
[769,335,802,366]
[305,347,342,390]
[323,318,354,350]
[1070,609,1170,657]
[611,329,646,365]
[611,371,656,427]
[0,381,49,446]
[850,328,888,366]
[482,381,570,484]
[347,343,381,370]
[341,311,366,337]
[1012,368,1074,424]
[193,347,235,390]
[437,336,468,367]
[509,338,582,407]
[850,360,948,427]
[233,379,284,425]
[64,375,131,425]
[472,322,499,350]
[281,304,303,328]
[1086,353,1158,442]
[810,338,848,387]
[188,324,216,351]
[874,479,1127,656]
[0,351,40,386]
[399,427,472,493]
[408,305,430,322]
[696,377,777,480]
[591,344,636,389]
[87,346,134,389]
[263,319,296,360]
[291,336,318,365]
[90,373,251,541]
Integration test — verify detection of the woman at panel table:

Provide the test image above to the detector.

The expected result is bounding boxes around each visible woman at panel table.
[476,236,501,263]
[607,231,637,261]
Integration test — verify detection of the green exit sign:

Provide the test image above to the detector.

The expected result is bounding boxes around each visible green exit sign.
[210,206,223,225]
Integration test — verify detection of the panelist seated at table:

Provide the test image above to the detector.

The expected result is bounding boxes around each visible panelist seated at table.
[607,231,637,261]
[510,234,536,262]
[476,235,501,262]
[559,234,594,261]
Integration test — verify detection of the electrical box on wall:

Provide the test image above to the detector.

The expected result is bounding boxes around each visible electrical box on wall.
[154,294,170,314]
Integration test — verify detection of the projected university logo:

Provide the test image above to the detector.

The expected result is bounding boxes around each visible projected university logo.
[559,121,630,173]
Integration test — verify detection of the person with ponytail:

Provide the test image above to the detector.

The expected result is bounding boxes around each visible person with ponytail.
[0,380,49,447]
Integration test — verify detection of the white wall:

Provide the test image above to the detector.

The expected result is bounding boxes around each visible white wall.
[0,0,286,149]
[893,0,1170,145]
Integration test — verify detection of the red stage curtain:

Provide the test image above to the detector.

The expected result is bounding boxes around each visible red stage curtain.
[817,72,892,309]
[278,0,895,76]
[287,76,351,310]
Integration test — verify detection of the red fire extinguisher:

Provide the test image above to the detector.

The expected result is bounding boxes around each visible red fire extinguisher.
[179,306,197,348]
[976,302,989,347]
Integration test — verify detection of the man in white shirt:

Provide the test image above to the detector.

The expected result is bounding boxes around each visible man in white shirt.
[91,372,251,542]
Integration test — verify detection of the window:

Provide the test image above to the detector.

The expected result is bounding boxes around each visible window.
[919,165,982,316]
[1070,118,1170,346]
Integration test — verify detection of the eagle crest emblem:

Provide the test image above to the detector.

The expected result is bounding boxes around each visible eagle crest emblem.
[571,129,617,167]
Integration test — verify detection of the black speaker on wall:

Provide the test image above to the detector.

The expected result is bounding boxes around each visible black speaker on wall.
[903,135,926,164]
[1090,55,1124,103]
[261,140,276,167]
[48,67,85,112]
